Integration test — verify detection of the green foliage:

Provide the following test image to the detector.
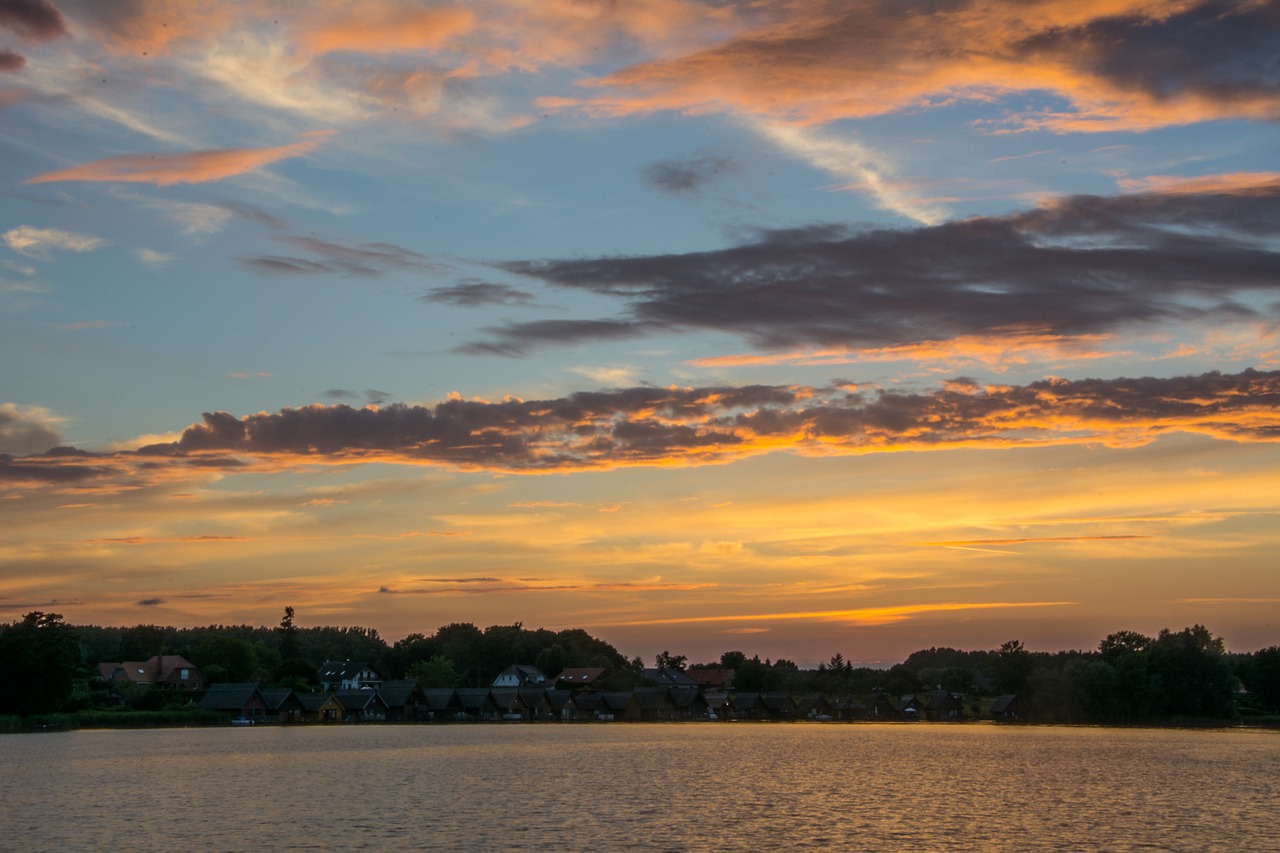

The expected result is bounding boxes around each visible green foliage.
[190,635,259,683]
[1244,646,1280,713]
[655,650,688,671]
[0,612,81,716]
[406,656,459,688]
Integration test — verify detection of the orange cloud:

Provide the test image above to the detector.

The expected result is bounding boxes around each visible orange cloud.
[553,0,1278,132]
[1118,172,1280,195]
[691,329,1124,370]
[25,133,332,186]
[606,600,1075,627]
[300,5,476,55]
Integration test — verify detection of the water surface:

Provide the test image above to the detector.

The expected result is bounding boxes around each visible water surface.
[3,724,1277,851]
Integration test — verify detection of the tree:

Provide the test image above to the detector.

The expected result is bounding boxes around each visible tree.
[719,650,747,671]
[992,639,1034,694]
[1244,646,1280,713]
[1099,630,1153,662]
[0,612,81,716]
[654,650,688,671]
[277,606,300,661]
[191,635,259,683]
[407,656,459,688]
[1146,625,1235,719]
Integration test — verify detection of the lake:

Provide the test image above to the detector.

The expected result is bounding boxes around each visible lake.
[2,723,1277,851]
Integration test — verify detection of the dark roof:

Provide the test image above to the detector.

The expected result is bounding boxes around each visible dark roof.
[543,690,574,712]
[298,692,336,712]
[319,660,379,680]
[200,683,262,712]
[378,679,425,707]
[990,694,1019,714]
[599,692,634,711]
[555,667,606,685]
[493,665,546,684]
[422,688,460,710]
[456,688,497,712]
[334,690,389,711]
[685,667,734,689]
[668,685,705,709]
[259,688,302,711]
[643,667,700,687]
[633,689,675,710]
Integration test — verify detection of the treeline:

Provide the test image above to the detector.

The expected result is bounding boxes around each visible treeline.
[2,610,1278,725]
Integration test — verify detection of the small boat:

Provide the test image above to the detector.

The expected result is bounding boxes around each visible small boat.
[230,716,255,727]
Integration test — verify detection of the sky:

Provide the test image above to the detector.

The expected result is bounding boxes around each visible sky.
[1,0,1278,666]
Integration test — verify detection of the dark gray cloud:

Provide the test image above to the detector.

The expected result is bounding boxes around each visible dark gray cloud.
[127,369,1280,466]
[0,0,67,41]
[4,370,1279,480]
[423,281,536,307]
[478,185,1280,354]
[1013,0,1280,108]
[642,152,740,196]
[0,47,24,70]
[0,404,62,454]
[137,597,164,606]
[456,319,654,356]
[323,389,392,405]
[240,235,445,278]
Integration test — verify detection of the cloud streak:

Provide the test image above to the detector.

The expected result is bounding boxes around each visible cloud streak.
[25,133,332,186]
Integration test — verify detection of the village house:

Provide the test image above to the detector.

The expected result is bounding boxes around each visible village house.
[96,655,204,690]
[554,667,607,690]
[200,683,268,722]
[492,665,547,687]
[319,660,382,691]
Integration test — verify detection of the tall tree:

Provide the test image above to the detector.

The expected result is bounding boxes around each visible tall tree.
[0,612,81,716]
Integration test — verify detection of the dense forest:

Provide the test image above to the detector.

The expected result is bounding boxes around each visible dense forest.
[2,608,1278,726]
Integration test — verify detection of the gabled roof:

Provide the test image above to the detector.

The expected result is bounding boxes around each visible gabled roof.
[333,690,389,711]
[259,688,303,711]
[643,667,700,687]
[632,688,676,710]
[762,693,796,712]
[378,679,425,707]
[319,660,379,681]
[599,692,635,711]
[455,688,498,712]
[668,685,706,709]
[97,655,201,685]
[493,664,546,685]
[297,692,339,712]
[422,688,461,710]
[543,690,575,712]
[990,694,1019,714]
[555,667,606,685]
[200,683,263,712]
[685,667,734,689]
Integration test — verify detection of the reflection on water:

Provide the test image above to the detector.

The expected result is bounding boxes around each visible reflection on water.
[3,724,1277,851]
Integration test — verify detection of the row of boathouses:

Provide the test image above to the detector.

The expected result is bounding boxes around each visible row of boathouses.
[200,680,1003,725]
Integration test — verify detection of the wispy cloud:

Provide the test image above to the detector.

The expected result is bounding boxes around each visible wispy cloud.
[25,133,333,187]
[3,226,107,258]
[604,601,1075,627]
[752,120,946,224]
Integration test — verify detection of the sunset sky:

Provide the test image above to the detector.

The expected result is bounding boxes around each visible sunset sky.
[2,0,1278,665]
